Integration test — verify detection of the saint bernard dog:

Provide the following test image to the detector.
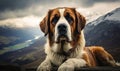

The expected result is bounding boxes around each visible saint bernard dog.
[37,7,119,71]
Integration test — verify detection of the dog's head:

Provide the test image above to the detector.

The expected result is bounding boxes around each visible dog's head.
[40,7,86,53]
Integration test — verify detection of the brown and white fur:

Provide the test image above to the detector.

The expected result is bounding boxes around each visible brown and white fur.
[37,7,119,71]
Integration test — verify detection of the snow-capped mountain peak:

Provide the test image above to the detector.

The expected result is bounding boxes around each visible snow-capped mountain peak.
[105,8,120,21]
[89,7,120,26]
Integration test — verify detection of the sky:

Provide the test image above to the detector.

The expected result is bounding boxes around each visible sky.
[0,0,120,28]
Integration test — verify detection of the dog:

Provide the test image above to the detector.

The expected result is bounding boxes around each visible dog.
[37,7,119,71]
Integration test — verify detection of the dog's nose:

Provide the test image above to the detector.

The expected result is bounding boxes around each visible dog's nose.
[58,24,67,35]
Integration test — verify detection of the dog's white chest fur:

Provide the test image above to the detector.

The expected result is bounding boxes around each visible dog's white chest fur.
[44,31,85,66]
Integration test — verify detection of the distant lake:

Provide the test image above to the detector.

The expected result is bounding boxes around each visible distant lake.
[0,36,40,55]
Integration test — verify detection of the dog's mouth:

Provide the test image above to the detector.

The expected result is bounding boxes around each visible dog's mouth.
[55,34,71,43]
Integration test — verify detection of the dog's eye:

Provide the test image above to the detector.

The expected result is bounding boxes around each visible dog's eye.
[52,14,59,24]
[65,13,73,24]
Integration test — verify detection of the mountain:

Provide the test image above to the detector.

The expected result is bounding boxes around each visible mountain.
[0,26,43,48]
[0,25,46,66]
[84,7,120,62]
[0,36,46,65]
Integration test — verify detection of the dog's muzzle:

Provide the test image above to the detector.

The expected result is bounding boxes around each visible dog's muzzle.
[57,24,69,43]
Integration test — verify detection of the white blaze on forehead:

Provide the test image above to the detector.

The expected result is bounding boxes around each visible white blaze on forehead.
[57,8,68,24]
[59,9,65,17]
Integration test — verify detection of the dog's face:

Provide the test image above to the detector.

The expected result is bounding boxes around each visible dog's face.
[40,7,86,53]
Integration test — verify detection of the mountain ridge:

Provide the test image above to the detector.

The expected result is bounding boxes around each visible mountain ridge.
[84,7,120,62]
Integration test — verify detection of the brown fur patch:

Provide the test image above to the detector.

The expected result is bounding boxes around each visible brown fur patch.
[85,46,117,66]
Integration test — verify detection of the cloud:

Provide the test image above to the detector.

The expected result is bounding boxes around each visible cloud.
[0,0,60,12]
[0,15,42,28]
[0,0,120,28]
[0,0,39,11]
[0,0,119,11]
[0,0,120,20]
[0,5,43,20]
[75,0,120,7]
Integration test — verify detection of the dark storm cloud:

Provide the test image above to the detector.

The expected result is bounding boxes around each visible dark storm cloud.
[0,0,119,28]
[0,0,60,20]
[0,0,120,11]
[0,0,59,11]
[95,0,120,2]
[0,0,120,20]
[0,0,119,11]
[0,0,31,11]
[76,0,120,7]
[0,0,33,10]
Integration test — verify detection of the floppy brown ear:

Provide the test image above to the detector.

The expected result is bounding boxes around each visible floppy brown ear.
[76,11,86,33]
[40,10,51,36]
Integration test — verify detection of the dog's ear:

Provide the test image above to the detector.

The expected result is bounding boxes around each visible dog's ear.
[40,10,51,36]
[75,11,86,33]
